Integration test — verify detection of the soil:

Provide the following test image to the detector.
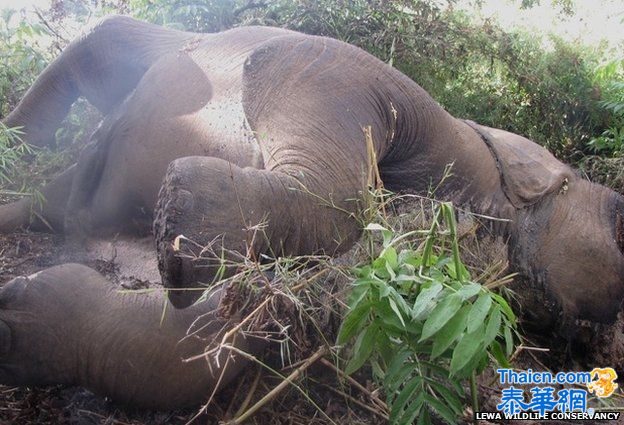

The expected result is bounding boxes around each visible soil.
[1,221,624,424]
[0,231,383,425]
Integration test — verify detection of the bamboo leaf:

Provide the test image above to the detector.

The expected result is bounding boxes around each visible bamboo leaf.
[450,327,484,373]
[467,293,492,333]
[389,376,422,423]
[484,305,502,347]
[431,304,470,359]
[420,293,463,341]
[337,301,372,344]
[412,281,443,319]
[345,324,379,375]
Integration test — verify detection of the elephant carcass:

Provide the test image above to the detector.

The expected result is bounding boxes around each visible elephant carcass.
[0,16,623,408]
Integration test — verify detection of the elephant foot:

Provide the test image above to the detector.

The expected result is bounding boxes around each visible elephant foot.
[0,263,260,409]
[0,270,81,386]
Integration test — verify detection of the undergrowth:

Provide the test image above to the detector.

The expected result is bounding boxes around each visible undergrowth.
[338,199,517,424]
[168,183,518,424]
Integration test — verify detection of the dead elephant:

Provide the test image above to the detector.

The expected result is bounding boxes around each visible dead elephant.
[1,16,623,409]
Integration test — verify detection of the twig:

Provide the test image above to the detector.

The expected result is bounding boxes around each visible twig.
[319,357,388,413]
[232,365,263,419]
[318,382,389,421]
[233,0,267,16]
[229,346,328,424]
[185,353,234,425]
[509,344,550,363]
[290,268,330,293]
[33,8,68,47]
[184,297,271,363]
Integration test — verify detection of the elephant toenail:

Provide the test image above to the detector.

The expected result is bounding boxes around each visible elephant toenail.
[0,320,10,357]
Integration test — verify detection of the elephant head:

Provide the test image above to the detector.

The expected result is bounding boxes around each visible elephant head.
[473,123,624,332]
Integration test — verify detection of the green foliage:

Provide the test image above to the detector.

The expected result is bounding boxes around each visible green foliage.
[0,123,31,186]
[2,0,623,173]
[588,127,624,155]
[587,57,624,157]
[594,57,624,114]
[338,202,517,424]
[0,9,50,117]
[125,0,248,32]
[0,123,45,208]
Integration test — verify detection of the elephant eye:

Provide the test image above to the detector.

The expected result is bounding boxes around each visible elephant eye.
[616,212,624,255]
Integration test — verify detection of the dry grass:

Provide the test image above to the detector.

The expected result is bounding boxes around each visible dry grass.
[4,192,621,424]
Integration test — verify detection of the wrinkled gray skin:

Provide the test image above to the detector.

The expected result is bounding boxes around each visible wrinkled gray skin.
[1,16,624,408]
[0,264,252,409]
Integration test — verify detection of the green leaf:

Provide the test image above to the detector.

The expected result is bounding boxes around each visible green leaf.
[389,376,422,423]
[375,332,394,364]
[483,305,502,347]
[347,279,371,307]
[431,304,470,359]
[345,324,379,375]
[454,351,489,379]
[504,325,514,357]
[386,363,415,395]
[381,246,399,269]
[397,392,425,425]
[425,378,464,415]
[411,281,443,320]
[421,361,451,380]
[371,358,385,381]
[388,297,407,328]
[417,406,430,425]
[420,293,463,341]
[491,293,516,323]
[456,283,481,300]
[450,327,484,374]
[490,340,511,368]
[467,293,492,333]
[424,393,459,425]
[385,347,410,378]
[377,299,406,334]
[364,223,393,246]
[337,301,372,345]
[389,287,411,313]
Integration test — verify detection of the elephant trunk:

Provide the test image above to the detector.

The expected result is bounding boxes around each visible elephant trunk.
[0,264,256,409]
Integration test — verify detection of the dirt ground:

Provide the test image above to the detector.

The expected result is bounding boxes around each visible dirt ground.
[1,225,624,424]
[0,231,385,425]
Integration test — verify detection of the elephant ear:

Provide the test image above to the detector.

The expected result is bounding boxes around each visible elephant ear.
[465,121,572,208]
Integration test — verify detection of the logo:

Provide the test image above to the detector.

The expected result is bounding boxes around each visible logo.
[474,368,621,421]
[587,367,618,398]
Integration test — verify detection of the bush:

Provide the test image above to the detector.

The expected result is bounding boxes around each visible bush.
[339,201,517,424]
[0,9,50,117]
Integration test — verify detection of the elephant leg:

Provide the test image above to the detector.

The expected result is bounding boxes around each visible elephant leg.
[63,136,114,236]
[154,156,364,308]
[0,263,257,409]
[2,15,191,147]
[0,165,75,233]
